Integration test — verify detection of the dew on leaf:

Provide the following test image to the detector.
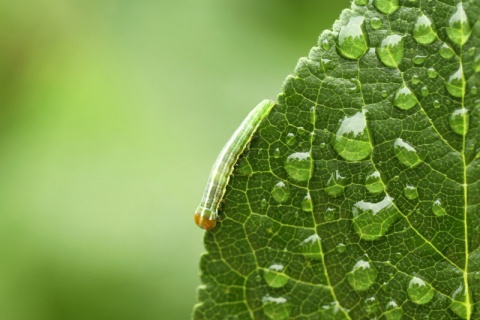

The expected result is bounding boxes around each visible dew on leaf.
[474,272,480,280]
[352,195,401,241]
[263,264,290,288]
[262,295,292,320]
[365,170,384,194]
[394,85,417,110]
[325,170,346,197]
[404,184,419,200]
[432,199,446,217]
[433,99,441,108]
[331,111,372,161]
[373,0,399,14]
[271,181,291,203]
[260,198,268,208]
[421,86,429,97]
[301,193,313,212]
[471,85,478,95]
[286,133,297,146]
[474,54,480,73]
[273,148,281,159]
[325,207,336,221]
[370,17,383,30]
[363,296,380,316]
[384,300,404,320]
[413,14,437,44]
[301,234,322,260]
[427,68,438,79]
[449,108,470,136]
[377,34,405,68]
[336,243,346,253]
[347,259,378,291]
[337,16,369,60]
[411,74,420,85]
[407,276,435,304]
[446,3,471,46]
[321,39,332,51]
[439,43,455,59]
[284,152,312,182]
[450,283,471,319]
[412,55,427,65]
[445,66,465,98]
[394,138,423,167]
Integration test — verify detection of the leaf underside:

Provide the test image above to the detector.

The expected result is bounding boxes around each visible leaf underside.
[194,0,480,319]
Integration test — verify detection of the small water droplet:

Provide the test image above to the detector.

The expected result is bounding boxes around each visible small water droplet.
[474,271,480,280]
[273,148,281,159]
[381,90,388,98]
[355,0,369,5]
[284,152,313,182]
[352,196,400,241]
[336,243,346,253]
[446,3,471,46]
[449,108,470,136]
[474,54,480,73]
[271,181,291,203]
[450,283,471,319]
[370,17,383,30]
[365,171,384,194]
[301,234,322,260]
[413,14,437,45]
[412,55,427,65]
[321,39,332,51]
[260,198,268,208]
[347,259,378,291]
[433,99,441,108]
[404,185,419,200]
[439,43,455,59]
[411,74,420,85]
[262,295,292,320]
[445,66,465,98]
[263,264,290,288]
[325,207,336,221]
[407,276,435,304]
[427,67,438,79]
[394,138,423,167]
[337,16,369,60]
[377,34,405,68]
[301,193,313,212]
[384,300,404,320]
[471,85,478,95]
[363,296,380,316]
[394,85,418,110]
[421,86,429,97]
[373,0,399,14]
[286,133,296,146]
[331,111,372,161]
[325,170,346,197]
[432,199,446,217]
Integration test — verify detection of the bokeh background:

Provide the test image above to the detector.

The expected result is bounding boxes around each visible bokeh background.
[0,1,349,319]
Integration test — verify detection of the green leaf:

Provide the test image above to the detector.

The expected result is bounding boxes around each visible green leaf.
[194,0,480,319]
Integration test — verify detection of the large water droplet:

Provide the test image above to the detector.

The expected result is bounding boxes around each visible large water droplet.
[347,259,378,291]
[439,43,455,59]
[370,17,383,30]
[394,85,417,110]
[262,295,292,320]
[377,34,405,68]
[394,138,423,167]
[413,14,437,44]
[263,264,290,288]
[407,276,435,304]
[325,170,346,197]
[365,171,384,194]
[301,234,322,260]
[384,300,404,320]
[432,199,446,217]
[450,283,471,319]
[331,111,372,161]
[445,66,465,98]
[446,3,471,46]
[301,193,313,212]
[284,152,313,182]
[404,185,419,200]
[352,196,400,241]
[449,108,470,135]
[271,181,291,203]
[337,16,369,60]
[373,0,399,14]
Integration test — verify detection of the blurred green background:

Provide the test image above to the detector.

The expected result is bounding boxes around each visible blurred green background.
[0,1,348,319]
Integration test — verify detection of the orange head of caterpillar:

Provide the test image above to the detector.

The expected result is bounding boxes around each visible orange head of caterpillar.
[194,208,217,230]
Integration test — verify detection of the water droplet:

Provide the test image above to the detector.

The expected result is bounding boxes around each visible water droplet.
[273,148,281,159]
[262,295,292,320]
[404,185,419,200]
[449,108,470,136]
[450,283,471,319]
[432,199,446,217]
[352,196,400,241]
[373,0,399,14]
[355,0,369,5]
[301,234,322,260]
[363,296,380,316]
[377,34,405,68]
[263,264,290,288]
[272,181,291,203]
[394,85,418,110]
[365,171,384,194]
[284,152,313,182]
[370,17,383,30]
[413,14,437,44]
[286,133,296,146]
[321,39,332,51]
[384,300,404,320]
[407,276,435,304]
[445,66,465,98]
[336,243,346,253]
[427,68,438,79]
[412,55,427,65]
[236,158,253,176]
[474,54,480,73]
[325,170,346,197]
[472,85,478,95]
[411,74,420,85]
[331,111,372,161]
[394,138,423,167]
[337,16,369,60]
[325,207,336,221]
[446,3,471,46]
[301,193,313,212]
[433,99,441,108]
[260,198,268,208]
[347,259,378,291]
[309,106,316,124]
[439,43,455,59]
[421,86,429,97]
[474,271,480,280]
